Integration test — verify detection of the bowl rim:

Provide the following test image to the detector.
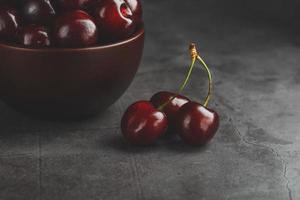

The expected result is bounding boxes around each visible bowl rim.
[0,27,145,52]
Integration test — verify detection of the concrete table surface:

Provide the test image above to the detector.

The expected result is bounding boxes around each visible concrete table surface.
[0,1,300,200]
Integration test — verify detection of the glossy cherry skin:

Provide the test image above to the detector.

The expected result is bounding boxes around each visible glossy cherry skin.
[53,10,98,47]
[22,0,56,24]
[150,91,190,125]
[124,0,142,24]
[56,0,93,9]
[0,6,20,40]
[94,0,136,41]
[17,25,50,47]
[176,101,219,145]
[121,101,168,145]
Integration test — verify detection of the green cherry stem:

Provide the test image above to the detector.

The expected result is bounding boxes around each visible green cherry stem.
[190,43,213,107]
[197,54,212,107]
[178,56,197,93]
[157,43,213,111]
[157,45,197,111]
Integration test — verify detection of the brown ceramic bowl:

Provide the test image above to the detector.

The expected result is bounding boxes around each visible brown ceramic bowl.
[0,28,145,119]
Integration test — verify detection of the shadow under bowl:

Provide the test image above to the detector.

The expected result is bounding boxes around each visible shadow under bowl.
[0,28,145,119]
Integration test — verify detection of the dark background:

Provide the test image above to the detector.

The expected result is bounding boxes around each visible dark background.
[1,0,300,200]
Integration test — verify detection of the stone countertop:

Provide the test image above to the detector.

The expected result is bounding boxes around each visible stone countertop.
[0,1,299,200]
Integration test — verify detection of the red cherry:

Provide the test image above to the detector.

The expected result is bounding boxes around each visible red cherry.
[121,101,168,145]
[124,0,142,24]
[94,0,136,41]
[150,91,190,125]
[22,0,56,24]
[176,101,219,145]
[53,10,98,47]
[0,6,20,40]
[17,25,50,47]
[56,0,93,9]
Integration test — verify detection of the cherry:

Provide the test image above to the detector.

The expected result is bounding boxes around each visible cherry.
[121,101,168,145]
[176,101,219,145]
[175,43,219,145]
[124,0,142,24]
[94,0,136,41]
[53,10,98,47]
[150,91,190,125]
[56,0,93,9]
[0,6,20,40]
[17,25,50,47]
[22,0,56,24]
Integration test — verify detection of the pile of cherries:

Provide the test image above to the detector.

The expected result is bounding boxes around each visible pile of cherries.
[0,0,142,48]
[121,44,220,146]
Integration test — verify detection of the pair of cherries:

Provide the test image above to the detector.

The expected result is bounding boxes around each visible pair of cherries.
[121,44,220,146]
[0,0,142,48]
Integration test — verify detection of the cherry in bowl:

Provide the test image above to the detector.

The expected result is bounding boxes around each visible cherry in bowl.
[17,25,51,47]
[0,0,143,48]
[53,10,98,47]
[94,0,136,41]
[125,0,142,24]
[22,0,56,24]
[0,6,20,40]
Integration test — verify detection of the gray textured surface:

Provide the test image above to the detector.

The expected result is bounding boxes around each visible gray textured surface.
[1,1,300,200]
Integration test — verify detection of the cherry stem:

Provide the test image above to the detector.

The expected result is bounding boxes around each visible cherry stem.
[157,46,197,111]
[190,43,213,107]
[197,54,212,107]
[157,43,213,111]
